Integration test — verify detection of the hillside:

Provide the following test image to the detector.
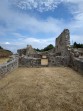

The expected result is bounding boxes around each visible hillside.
[0,46,13,58]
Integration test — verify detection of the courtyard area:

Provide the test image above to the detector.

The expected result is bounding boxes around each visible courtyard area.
[0,67,83,111]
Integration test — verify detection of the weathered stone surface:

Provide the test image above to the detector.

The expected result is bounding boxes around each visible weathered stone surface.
[26,45,37,57]
[0,29,83,76]
[56,29,70,56]
[0,58,18,76]
[69,48,83,74]
[69,57,83,74]
[74,52,79,57]
[16,29,83,74]
[17,45,37,57]
[17,48,26,56]
[19,57,41,67]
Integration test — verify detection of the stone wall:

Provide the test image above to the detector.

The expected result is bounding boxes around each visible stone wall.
[17,45,37,57]
[71,48,83,57]
[26,45,37,57]
[69,57,83,74]
[48,55,70,66]
[17,29,71,67]
[72,58,83,74]
[17,48,26,56]
[19,57,41,67]
[0,29,83,76]
[56,29,70,56]
[0,58,18,76]
[16,29,83,74]
[47,29,71,67]
[69,49,83,74]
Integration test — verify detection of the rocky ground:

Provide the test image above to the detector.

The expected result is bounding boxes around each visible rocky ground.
[0,67,83,111]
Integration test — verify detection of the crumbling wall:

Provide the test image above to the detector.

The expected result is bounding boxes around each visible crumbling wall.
[72,48,83,57]
[69,49,83,74]
[17,45,37,57]
[26,45,37,57]
[48,55,70,66]
[17,29,71,67]
[56,29,70,56]
[47,29,70,67]
[17,48,26,56]
[72,58,83,74]
[0,58,18,76]
[69,57,83,74]
[19,57,41,67]
[16,29,83,74]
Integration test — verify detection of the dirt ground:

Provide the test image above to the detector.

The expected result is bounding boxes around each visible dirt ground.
[0,67,83,111]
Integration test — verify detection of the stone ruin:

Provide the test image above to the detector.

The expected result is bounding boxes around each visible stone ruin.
[0,29,83,77]
[0,55,18,75]
[17,29,83,74]
[56,29,70,56]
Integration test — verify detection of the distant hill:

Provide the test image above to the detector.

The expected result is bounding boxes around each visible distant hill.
[0,46,13,58]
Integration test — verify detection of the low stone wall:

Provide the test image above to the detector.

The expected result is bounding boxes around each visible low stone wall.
[48,55,70,66]
[0,58,18,76]
[70,58,83,74]
[55,56,70,66]
[19,55,70,67]
[69,49,83,74]
[19,57,41,67]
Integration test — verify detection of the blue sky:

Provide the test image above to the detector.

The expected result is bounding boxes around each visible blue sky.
[0,0,83,53]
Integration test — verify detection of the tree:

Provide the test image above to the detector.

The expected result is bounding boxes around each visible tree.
[73,42,83,48]
[34,44,54,52]
[0,46,3,49]
[43,44,54,51]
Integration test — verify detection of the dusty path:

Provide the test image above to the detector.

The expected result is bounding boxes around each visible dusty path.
[0,67,83,111]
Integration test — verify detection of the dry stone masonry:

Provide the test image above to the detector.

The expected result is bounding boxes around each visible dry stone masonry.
[0,29,83,76]
[56,29,70,56]
[0,56,18,76]
[17,29,83,74]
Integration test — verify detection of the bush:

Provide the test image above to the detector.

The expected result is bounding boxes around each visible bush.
[73,42,83,48]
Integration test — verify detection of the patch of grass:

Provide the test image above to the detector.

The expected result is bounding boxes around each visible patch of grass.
[0,58,9,64]
[0,67,83,111]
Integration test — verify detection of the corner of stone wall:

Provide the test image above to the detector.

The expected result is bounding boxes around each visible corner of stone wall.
[68,51,83,74]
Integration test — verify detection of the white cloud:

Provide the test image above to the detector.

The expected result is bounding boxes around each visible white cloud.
[0,34,55,53]
[13,32,55,48]
[0,0,83,35]
[9,0,83,13]
[5,42,10,45]
[0,0,83,53]
[0,0,64,35]
[10,0,61,12]
[70,35,83,44]
[66,0,83,4]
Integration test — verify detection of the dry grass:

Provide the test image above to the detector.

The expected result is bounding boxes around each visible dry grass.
[0,58,9,64]
[0,67,83,111]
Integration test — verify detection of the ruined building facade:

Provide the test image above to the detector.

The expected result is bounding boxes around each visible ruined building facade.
[56,29,70,56]
[17,29,83,74]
